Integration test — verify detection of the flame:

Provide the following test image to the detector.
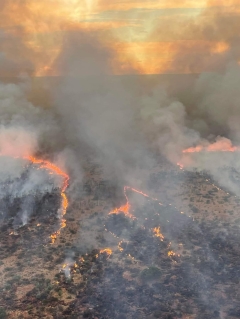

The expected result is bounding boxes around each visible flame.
[168,251,176,257]
[180,140,240,169]
[125,186,160,201]
[152,227,164,241]
[118,241,124,252]
[61,261,73,278]
[109,185,163,219]
[99,248,112,256]
[108,187,185,260]
[183,143,240,154]
[25,156,69,243]
[109,203,134,219]
[168,250,180,258]
[109,186,135,219]
[97,248,112,259]
[0,154,69,243]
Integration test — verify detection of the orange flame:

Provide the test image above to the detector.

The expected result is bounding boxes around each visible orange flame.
[0,154,69,243]
[26,156,69,243]
[180,140,240,169]
[109,186,135,219]
[152,227,164,241]
[109,203,134,219]
[168,250,176,257]
[183,144,240,154]
[96,248,112,259]
[109,186,163,219]
[99,248,112,256]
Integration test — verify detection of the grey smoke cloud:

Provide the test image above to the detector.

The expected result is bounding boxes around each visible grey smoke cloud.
[45,26,240,198]
[0,6,240,318]
[0,6,240,221]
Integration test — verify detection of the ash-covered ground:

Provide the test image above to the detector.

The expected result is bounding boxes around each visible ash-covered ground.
[0,158,240,319]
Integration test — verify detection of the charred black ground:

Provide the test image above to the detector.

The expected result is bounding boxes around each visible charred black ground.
[0,160,240,319]
[0,165,62,248]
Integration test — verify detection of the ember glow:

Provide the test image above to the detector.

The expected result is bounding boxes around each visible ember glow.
[118,241,124,252]
[152,227,164,241]
[61,260,77,278]
[96,248,113,259]
[99,248,112,256]
[168,251,176,257]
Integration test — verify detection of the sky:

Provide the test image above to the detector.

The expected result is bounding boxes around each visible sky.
[0,0,239,75]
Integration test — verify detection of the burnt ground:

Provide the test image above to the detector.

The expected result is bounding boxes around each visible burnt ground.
[0,160,240,319]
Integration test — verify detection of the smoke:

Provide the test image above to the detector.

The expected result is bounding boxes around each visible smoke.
[51,31,155,188]
[148,2,240,74]
[61,251,76,279]
[0,2,239,205]
[0,2,240,318]
[0,79,68,226]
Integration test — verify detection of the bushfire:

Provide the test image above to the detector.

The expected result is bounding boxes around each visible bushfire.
[109,185,163,220]
[27,156,69,243]
[183,143,240,154]
[152,227,164,241]
[0,154,70,243]
[178,142,240,170]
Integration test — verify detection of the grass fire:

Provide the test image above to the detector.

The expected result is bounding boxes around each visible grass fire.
[1,0,240,318]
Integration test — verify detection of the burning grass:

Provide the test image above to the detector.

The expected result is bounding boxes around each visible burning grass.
[0,154,69,244]
[1,158,240,318]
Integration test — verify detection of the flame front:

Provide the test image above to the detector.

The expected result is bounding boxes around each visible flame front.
[25,156,69,243]
[109,186,135,219]
[0,154,70,243]
[179,140,240,169]
[109,185,163,219]
[26,156,69,243]
[183,142,240,154]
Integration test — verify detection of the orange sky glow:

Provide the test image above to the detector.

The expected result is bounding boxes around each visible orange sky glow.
[0,0,239,75]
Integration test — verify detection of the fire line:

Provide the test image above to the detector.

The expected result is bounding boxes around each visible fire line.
[26,156,70,243]
[109,185,163,219]
[0,154,70,244]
